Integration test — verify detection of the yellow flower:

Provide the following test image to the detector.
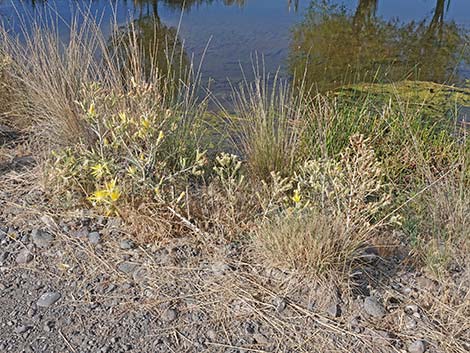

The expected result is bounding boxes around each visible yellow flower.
[88,103,96,117]
[292,189,301,204]
[127,166,137,176]
[90,163,108,180]
[141,118,151,130]
[105,179,121,202]
[109,189,121,202]
[157,130,164,144]
[88,189,108,204]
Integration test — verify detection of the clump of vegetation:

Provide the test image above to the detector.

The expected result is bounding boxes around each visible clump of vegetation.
[0,53,16,126]
[404,149,470,274]
[0,9,468,277]
[223,69,308,180]
[0,11,208,239]
[254,135,396,273]
[301,88,466,188]
[48,80,207,216]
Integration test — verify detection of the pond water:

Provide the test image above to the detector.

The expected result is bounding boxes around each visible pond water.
[1,0,469,97]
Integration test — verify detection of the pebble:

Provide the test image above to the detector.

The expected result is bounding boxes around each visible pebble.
[273,296,286,313]
[161,308,177,323]
[117,262,138,274]
[206,329,217,341]
[16,248,33,264]
[326,303,341,318]
[37,292,61,308]
[119,240,135,250]
[363,296,386,318]
[253,333,269,345]
[405,304,419,314]
[15,325,32,334]
[31,229,53,248]
[88,232,101,245]
[404,316,417,330]
[408,340,426,353]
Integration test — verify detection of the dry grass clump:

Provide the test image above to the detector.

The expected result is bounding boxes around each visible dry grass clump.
[224,67,309,180]
[0,54,10,122]
[255,211,348,273]
[407,169,470,274]
[0,53,18,127]
[254,135,395,274]
[0,10,199,143]
[0,16,101,141]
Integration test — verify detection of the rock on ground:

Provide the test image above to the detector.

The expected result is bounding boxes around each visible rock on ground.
[37,292,61,308]
[363,296,386,318]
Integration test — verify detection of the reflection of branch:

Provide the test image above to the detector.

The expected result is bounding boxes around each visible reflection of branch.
[133,0,160,18]
[353,0,378,30]
[289,0,464,91]
[428,0,448,39]
[288,0,299,12]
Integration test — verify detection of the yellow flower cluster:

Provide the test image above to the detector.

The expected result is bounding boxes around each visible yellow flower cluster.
[88,179,121,214]
[90,162,109,180]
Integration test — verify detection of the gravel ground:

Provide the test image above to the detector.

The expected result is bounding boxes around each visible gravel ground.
[0,146,469,353]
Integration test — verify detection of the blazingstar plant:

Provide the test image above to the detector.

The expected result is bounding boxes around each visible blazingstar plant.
[50,80,207,216]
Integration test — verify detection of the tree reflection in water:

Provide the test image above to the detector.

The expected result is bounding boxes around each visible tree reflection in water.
[110,0,256,83]
[109,0,189,86]
[289,0,468,91]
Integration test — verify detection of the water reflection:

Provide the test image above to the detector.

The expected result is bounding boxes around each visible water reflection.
[16,0,251,11]
[111,1,188,83]
[289,0,469,91]
[118,0,300,11]
[2,0,469,94]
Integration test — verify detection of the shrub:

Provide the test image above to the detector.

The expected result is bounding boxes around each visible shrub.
[0,11,209,239]
[302,89,464,187]
[254,135,396,274]
[48,79,207,216]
